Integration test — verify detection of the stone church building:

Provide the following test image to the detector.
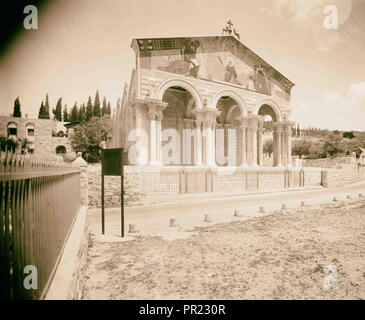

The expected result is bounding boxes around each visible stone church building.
[111,35,321,197]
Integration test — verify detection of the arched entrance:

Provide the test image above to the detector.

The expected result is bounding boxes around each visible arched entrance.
[56,145,66,154]
[256,103,292,167]
[215,96,242,166]
[161,86,197,165]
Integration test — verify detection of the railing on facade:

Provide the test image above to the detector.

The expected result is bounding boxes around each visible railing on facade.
[0,149,81,300]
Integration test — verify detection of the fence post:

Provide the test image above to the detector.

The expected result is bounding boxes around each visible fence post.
[72,153,88,206]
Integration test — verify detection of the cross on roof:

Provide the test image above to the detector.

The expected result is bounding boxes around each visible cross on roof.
[222,20,240,40]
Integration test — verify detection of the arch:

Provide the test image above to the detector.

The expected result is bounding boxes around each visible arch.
[156,79,203,109]
[55,145,66,154]
[211,90,248,116]
[7,122,17,137]
[253,99,282,122]
[226,105,240,123]
[26,123,35,136]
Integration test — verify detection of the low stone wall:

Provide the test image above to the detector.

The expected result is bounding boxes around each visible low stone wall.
[321,164,365,188]
[86,165,323,208]
[87,164,142,208]
[302,156,355,169]
[302,156,365,188]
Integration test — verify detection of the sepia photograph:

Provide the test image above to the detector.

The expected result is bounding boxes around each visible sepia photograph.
[0,0,364,310]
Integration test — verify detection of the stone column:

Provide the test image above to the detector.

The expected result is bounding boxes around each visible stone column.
[246,125,252,166]
[131,102,145,166]
[258,119,264,167]
[195,120,203,166]
[240,125,247,166]
[284,123,294,167]
[183,119,194,165]
[252,119,258,167]
[211,122,216,166]
[146,101,166,166]
[147,109,157,165]
[273,123,282,167]
[178,118,184,165]
[156,111,163,165]
[281,130,286,166]
[201,108,220,167]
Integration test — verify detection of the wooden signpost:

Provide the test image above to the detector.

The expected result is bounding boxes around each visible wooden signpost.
[101,148,124,237]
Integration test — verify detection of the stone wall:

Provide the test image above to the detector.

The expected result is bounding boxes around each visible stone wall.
[321,164,365,188]
[86,165,323,208]
[302,156,365,187]
[0,116,75,161]
[302,156,356,169]
[87,164,142,208]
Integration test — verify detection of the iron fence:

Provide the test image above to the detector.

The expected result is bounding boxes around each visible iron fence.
[0,150,81,300]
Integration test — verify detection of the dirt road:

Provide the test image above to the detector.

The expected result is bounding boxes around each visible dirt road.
[82,198,365,300]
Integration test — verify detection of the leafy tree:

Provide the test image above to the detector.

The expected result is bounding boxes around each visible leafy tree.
[53,97,63,121]
[13,97,21,117]
[69,117,112,163]
[343,131,355,139]
[0,136,18,152]
[63,105,69,122]
[263,139,273,157]
[292,139,311,159]
[323,136,344,157]
[93,90,101,117]
[107,102,112,116]
[69,102,79,122]
[86,96,93,121]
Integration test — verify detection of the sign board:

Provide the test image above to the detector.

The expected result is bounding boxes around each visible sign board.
[102,148,123,176]
[101,148,124,237]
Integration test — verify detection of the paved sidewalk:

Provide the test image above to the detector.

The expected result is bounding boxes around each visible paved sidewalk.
[88,180,365,241]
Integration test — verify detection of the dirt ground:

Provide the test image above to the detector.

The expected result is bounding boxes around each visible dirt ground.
[81,199,365,300]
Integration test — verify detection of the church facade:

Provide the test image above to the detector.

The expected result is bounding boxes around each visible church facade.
[111,36,320,198]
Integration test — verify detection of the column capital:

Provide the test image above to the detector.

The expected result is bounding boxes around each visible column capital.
[237,116,248,128]
[145,98,168,120]
[273,122,283,132]
[194,119,202,126]
[282,121,295,135]
[203,120,215,129]
[203,107,221,122]
[184,118,195,129]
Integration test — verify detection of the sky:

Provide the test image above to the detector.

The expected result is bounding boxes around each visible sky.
[0,0,364,130]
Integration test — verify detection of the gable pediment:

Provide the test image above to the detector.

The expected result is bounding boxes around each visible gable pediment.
[132,36,294,102]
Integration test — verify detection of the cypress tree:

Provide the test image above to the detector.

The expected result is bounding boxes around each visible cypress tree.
[101,96,107,116]
[78,103,86,122]
[70,102,79,122]
[93,90,101,117]
[63,105,69,122]
[86,96,93,121]
[43,94,50,119]
[106,102,112,116]
[53,97,63,121]
[13,97,21,117]
[38,101,45,119]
